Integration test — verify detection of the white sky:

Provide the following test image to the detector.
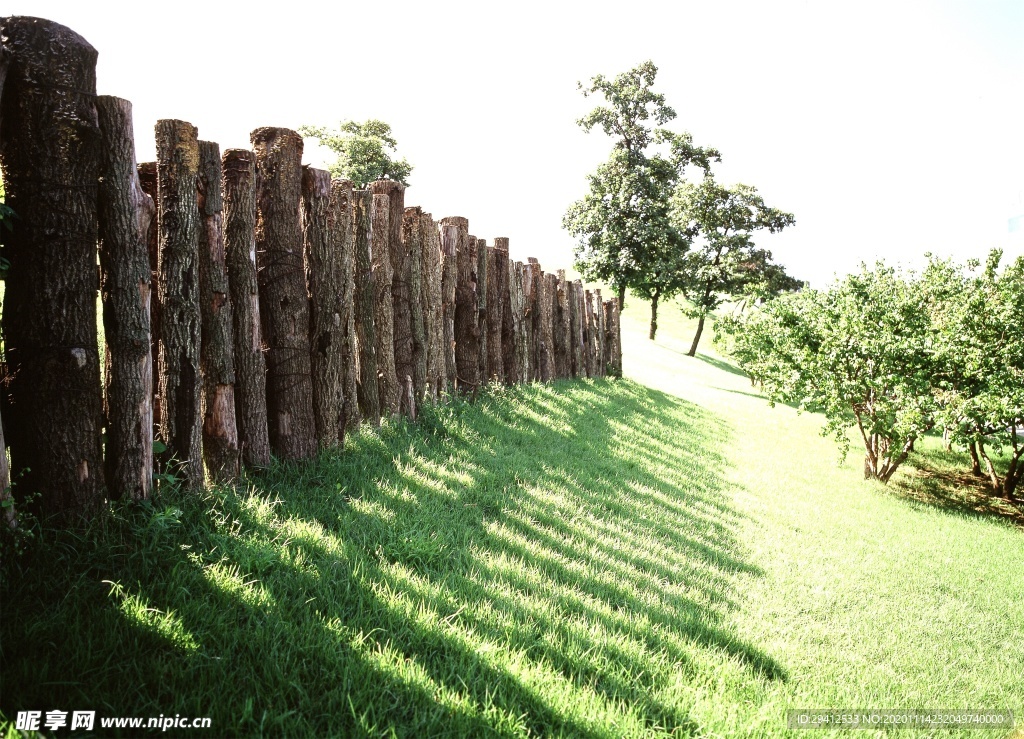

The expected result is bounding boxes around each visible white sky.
[9,0,1024,287]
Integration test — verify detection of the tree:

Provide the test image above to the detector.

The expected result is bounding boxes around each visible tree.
[563,61,718,328]
[718,263,937,483]
[298,120,412,189]
[672,176,795,356]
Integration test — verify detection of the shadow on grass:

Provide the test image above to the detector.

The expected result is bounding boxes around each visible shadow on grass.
[691,352,749,379]
[1,378,785,737]
[891,444,1024,530]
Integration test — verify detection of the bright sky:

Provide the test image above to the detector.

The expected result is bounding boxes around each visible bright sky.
[10,0,1024,288]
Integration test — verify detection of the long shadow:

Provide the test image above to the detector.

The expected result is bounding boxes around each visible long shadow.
[2,378,786,737]
[691,352,749,379]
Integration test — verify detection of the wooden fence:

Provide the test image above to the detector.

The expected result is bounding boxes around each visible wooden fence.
[0,17,622,521]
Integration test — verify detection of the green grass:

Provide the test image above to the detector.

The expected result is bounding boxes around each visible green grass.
[1,295,1022,738]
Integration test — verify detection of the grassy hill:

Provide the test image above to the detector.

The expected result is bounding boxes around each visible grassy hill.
[2,297,1021,738]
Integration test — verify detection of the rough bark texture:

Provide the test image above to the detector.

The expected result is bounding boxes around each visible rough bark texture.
[524,260,540,381]
[495,239,515,385]
[370,192,401,416]
[155,119,204,487]
[331,179,359,435]
[476,239,489,383]
[554,271,571,379]
[0,17,107,517]
[569,280,584,378]
[197,141,239,481]
[448,218,480,393]
[302,166,344,448]
[0,402,12,530]
[352,190,381,425]
[96,95,154,501]
[368,180,407,417]
[403,207,427,404]
[508,260,528,385]
[538,273,557,382]
[137,161,162,429]
[582,288,594,377]
[222,149,270,469]
[594,289,606,378]
[421,212,444,400]
[251,127,317,461]
[585,290,600,378]
[487,245,509,384]
[603,299,620,377]
[439,219,461,393]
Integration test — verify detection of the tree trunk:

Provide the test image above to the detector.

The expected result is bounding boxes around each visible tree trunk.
[649,290,660,341]
[488,245,509,384]
[352,190,381,425]
[539,273,557,382]
[155,119,204,487]
[369,192,400,416]
[137,161,162,431]
[420,212,444,400]
[222,148,271,469]
[368,180,406,417]
[302,166,344,448]
[618,284,626,312]
[439,220,460,393]
[1003,444,1022,501]
[251,126,317,461]
[0,17,107,517]
[197,141,240,482]
[331,179,359,436]
[403,207,427,404]
[968,440,982,476]
[687,313,708,356]
[448,217,480,393]
[96,95,155,500]
[477,239,489,383]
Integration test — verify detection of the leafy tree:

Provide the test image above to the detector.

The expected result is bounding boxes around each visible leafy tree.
[298,119,412,188]
[718,263,937,482]
[672,176,795,356]
[563,61,718,330]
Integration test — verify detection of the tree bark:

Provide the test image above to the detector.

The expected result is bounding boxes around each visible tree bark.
[585,290,598,377]
[352,190,381,426]
[539,273,557,382]
[578,284,591,377]
[604,298,622,377]
[554,271,571,379]
[222,148,271,469]
[568,280,584,378]
[331,179,359,436]
[155,119,204,487]
[968,440,982,476]
[594,289,605,377]
[439,220,460,393]
[251,126,317,461]
[618,284,626,312]
[687,312,706,356]
[302,166,344,448]
[507,259,527,385]
[197,141,239,481]
[403,207,427,404]
[0,17,106,517]
[495,239,515,384]
[650,290,661,341]
[523,262,539,381]
[97,95,155,500]
[420,212,444,400]
[369,192,401,416]
[368,180,406,417]
[448,217,480,393]
[488,245,509,384]
[477,239,489,384]
[137,161,162,431]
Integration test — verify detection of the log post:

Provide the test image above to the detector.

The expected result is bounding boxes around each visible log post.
[554,270,571,379]
[445,217,480,393]
[222,149,271,469]
[197,141,239,481]
[439,219,460,393]
[607,298,623,377]
[368,180,406,417]
[0,17,106,516]
[420,212,444,400]
[495,239,515,384]
[580,287,593,377]
[331,179,359,436]
[538,272,557,382]
[524,260,540,381]
[370,192,400,417]
[352,190,381,425]
[584,290,598,377]
[593,289,606,377]
[476,239,489,383]
[486,244,508,384]
[96,95,154,500]
[155,119,204,487]
[568,280,583,378]
[251,127,317,461]
[507,258,527,385]
[137,161,161,430]
[403,207,427,405]
[302,166,343,448]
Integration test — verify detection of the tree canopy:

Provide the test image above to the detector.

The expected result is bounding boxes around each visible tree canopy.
[298,119,412,189]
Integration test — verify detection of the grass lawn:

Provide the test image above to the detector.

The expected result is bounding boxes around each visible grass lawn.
[1,296,1021,738]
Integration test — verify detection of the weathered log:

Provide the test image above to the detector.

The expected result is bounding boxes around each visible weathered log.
[331,179,359,435]
[155,119,204,487]
[439,219,460,392]
[569,280,584,378]
[507,258,527,385]
[0,17,106,516]
[486,244,508,384]
[251,127,317,461]
[197,141,239,481]
[370,192,401,416]
[137,161,162,429]
[538,271,556,382]
[96,95,154,500]
[584,290,598,377]
[403,207,427,404]
[420,212,444,400]
[222,148,271,469]
[606,297,623,377]
[477,239,490,383]
[495,239,515,384]
[447,217,480,393]
[524,260,540,381]
[352,190,381,425]
[368,180,406,417]
[302,166,343,448]
[593,289,606,377]
[554,270,571,379]
[579,286,592,377]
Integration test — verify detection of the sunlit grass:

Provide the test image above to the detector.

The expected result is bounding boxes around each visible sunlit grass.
[0,292,1021,737]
